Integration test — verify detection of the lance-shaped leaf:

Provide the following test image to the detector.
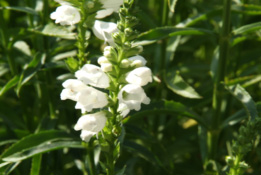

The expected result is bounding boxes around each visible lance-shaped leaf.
[0,6,38,15]
[128,100,207,128]
[225,84,258,121]
[0,76,19,96]
[233,21,261,35]
[28,23,77,40]
[138,26,214,41]
[16,53,45,95]
[165,71,202,99]
[1,130,83,162]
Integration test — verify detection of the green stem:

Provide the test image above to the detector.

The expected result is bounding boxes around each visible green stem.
[86,140,96,175]
[209,0,232,160]
[77,0,89,66]
[0,10,17,75]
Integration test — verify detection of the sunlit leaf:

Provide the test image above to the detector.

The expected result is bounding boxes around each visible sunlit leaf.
[138,26,214,41]
[233,21,261,35]
[165,71,202,99]
[0,6,38,15]
[225,84,258,121]
[28,23,76,40]
[0,76,19,96]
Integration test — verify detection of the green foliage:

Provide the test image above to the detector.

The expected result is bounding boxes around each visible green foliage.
[0,0,261,174]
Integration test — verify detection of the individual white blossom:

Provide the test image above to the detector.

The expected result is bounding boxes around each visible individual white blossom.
[75,64,110,88]
[128,55,147,67]
[74,112,107,142]
[126,67,152,86]
[50,5,80,25]
[92,20,118,46]
[118,84,150,111]
[96,0,124,19]
[60,79,88,101]
[75,87,108,113]
[117,103,130,117]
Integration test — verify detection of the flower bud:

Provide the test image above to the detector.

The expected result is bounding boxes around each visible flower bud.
[104,46,117,60]
[87,1,94,8]
[101,63,113,72]
[120,59,130,68]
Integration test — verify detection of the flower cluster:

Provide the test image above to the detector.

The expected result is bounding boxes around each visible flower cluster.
[61,52,152,141]
[55,0,152,142]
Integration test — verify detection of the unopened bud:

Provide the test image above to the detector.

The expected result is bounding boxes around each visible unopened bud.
[120,59,130,68]
[101,63,113,72]
[87,1,94,8]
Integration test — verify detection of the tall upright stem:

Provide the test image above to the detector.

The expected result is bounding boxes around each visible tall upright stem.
[208,0,232,160]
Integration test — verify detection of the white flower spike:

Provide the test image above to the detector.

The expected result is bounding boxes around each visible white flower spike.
[92,20,118,46]
[75,64,110,88]
[74,112,107,142]
[50,5,80,25]
[118,84,150,111]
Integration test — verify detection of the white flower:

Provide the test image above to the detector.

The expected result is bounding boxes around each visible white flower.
[96,0,124,19]
[128,55,147,67]
[117,103,130,117]
[92,20,118,46]
[50,5,80,25]
[126,67,152,86]
[118,84,150,111]
[74,112,107,142]
[75,64,110,88]
[60,79,87,101]
[75,87,108,113]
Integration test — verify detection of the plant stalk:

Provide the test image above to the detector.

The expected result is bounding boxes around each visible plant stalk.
[209,0,232,160]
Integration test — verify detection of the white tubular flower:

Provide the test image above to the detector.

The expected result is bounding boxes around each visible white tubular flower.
[117,103,130,117]
[126,67,152,86]
[60,79,87,101]
[128,55,147,67]
[50,5,80,25]
[96,0,124,19]
[75,87,108,113]
[75,64,110,88]
[118,84,150,111]
[74,112,107,142]
[92,20,118,46]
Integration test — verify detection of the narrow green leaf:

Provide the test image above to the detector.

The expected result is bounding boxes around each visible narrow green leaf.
[138,26,214,41]
[30,155,42,175]
[3,141,83,162]
[0,76,19,96]
[232,4,261,15]
[233,21,261,35]
[168,0,179,13]
[16,53,45,95]
[0,140,17,147]
[28,23,76,40]
[116,166,126,175]
[123,140,157,165]
[0,6,38,15]
[165,71,202,99]
[128,100,207,128]
[225,84,258,121]
[1,130,75,159]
